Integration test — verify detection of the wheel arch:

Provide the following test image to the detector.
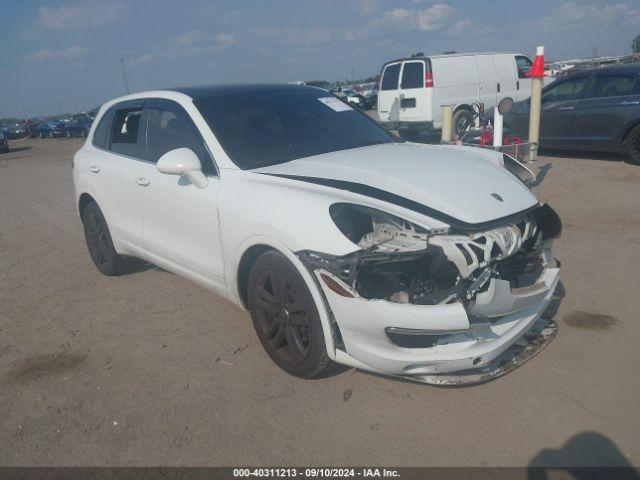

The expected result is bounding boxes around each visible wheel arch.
[231,237,337,360]
[621,120,640,149]
[78,192,96,217]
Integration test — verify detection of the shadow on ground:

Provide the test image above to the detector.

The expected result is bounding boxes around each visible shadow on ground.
[528,431,639,479]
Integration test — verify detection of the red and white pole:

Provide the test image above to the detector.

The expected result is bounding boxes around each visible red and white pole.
[527,46,545,161]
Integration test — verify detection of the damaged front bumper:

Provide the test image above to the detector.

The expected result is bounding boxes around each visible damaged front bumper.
[298,203,562,385]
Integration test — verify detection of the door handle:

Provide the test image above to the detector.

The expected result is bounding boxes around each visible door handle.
[558,106,575,111]
[89,165,101,173]
[621,100,640,105]
[497,82,501,93]
[516,80,520,90]
[136,177,150,187]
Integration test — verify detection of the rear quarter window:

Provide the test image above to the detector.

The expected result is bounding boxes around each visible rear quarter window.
[92,110,114,149]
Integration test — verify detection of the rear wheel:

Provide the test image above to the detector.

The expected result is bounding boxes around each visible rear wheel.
[398,129,420,142]
[453,108,474,138]
[247,251,331,378]
[81,201,129,276]
[625,125,640,165]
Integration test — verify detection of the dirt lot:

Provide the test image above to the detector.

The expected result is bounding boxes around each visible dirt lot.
[1,135,639,468]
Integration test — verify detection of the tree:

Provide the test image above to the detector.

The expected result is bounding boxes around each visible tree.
[632,34,640,54]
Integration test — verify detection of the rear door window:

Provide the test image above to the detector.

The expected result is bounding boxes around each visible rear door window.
[110,107,144,158]
[588,75,639,98]
[400,61,424,89]
[381,63,401,90]
[145,100,217,175]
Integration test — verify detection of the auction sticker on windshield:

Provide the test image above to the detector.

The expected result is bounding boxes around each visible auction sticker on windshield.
[318,97,353,112]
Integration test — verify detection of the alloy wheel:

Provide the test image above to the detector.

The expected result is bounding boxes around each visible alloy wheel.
[252,270,311,365]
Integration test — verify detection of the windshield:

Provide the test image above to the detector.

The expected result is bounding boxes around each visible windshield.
[194,88,396,170]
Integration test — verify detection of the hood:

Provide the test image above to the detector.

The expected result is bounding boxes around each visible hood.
[254,143,537,225]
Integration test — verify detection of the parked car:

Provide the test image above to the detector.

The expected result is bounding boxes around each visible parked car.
[0,132,9,153]
[65,117,93,137]
[9,122,30,139]
[73,84,561,385]
[1,125,12,139]
[38,119,66,138]
[341,88,366,109]
[377,52,541,140]
[504,64,640,164]
[361,82,378,109]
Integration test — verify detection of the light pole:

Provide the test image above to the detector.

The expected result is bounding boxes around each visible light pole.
[120,58,130,94]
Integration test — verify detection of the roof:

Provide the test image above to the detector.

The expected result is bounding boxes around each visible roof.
[382,52,519,65]
[559,63,640,79]
[169,83,312,100]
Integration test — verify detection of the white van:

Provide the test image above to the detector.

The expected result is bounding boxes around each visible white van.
[377,52,534,139]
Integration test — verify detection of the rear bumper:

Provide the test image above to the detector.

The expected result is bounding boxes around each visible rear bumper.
[317,266,560,382]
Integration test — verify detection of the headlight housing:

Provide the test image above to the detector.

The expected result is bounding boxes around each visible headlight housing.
[329,203,430,252]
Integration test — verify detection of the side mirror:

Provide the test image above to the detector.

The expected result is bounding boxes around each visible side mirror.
[497,97,514,115]
[156,148,208,189]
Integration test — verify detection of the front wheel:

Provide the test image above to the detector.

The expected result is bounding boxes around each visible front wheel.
[398,129,421,142]
[247,251,331,378]
[625,125,640,165]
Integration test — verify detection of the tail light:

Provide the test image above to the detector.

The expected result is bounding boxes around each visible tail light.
[424,71,434,88]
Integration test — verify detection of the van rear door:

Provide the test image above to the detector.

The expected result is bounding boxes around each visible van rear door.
[398,60,432,123]
[377,62,402,122]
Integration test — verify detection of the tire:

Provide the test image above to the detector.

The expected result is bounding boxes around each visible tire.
[247,250,331,378]
[453,108,474,137]
[398,129,420,142]
[625,124,640,165]
[81,201,129,276]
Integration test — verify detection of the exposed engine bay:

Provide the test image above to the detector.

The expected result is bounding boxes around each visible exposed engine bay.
[298,203,562,308]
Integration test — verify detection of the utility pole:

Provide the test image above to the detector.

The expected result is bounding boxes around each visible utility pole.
[120,58,130,94]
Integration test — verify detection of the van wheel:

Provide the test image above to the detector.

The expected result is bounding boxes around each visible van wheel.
[453,109,474,137]
[625,125,640,165]
[248,251,331,378]
[398,129,420,142]
[81,201,129,276]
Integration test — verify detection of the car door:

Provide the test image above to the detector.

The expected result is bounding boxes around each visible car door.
[87,100,146,256]
[515,55,533,102]
[573,73,640,150]
[377,62,401,123]
[474,55,497,113]
[137,98,225,290]
[539,75,590,147]
[492,54,518,104]
[398,60,429,122]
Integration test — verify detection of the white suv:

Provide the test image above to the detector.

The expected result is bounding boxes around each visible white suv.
[73,84,561,385]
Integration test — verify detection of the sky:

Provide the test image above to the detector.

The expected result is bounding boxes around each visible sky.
[1,0,639,117]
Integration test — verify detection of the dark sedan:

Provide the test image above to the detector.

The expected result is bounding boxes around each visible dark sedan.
[504,64,640,164]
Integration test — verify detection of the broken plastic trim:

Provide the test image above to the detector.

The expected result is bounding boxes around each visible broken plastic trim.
[402,317,558,386]
[299,203,561,307]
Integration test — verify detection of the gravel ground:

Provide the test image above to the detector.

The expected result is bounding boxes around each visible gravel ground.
[0,136,639,468]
